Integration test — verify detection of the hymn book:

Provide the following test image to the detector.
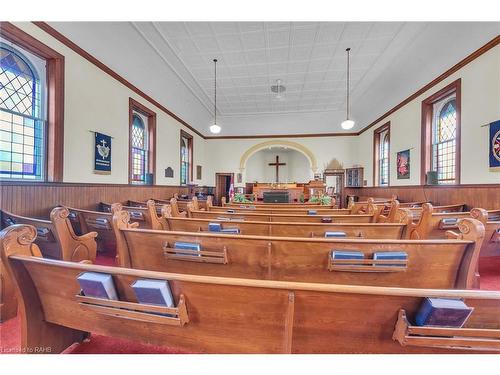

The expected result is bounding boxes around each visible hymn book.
[415,298,473,327]
[373,251,408,267]
[77,272,118,300]
[131,279,174,308]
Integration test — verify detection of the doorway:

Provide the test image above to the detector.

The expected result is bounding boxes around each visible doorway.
[323,169,345,208]
[215,173,234,205]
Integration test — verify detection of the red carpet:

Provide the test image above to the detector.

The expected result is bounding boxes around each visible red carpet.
[2,255,499,354]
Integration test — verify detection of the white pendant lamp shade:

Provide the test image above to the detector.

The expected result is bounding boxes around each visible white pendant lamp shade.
[209,124,221,134]
[341,119,355,130]
[210,58,221,134]
[340,47,355,130]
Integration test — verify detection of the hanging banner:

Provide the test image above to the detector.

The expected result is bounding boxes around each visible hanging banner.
[94,132,112,174]
[490,120,500,172]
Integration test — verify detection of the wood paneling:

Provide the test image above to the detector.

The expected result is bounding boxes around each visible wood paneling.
[345,185,500,210]
[0,182,188,218]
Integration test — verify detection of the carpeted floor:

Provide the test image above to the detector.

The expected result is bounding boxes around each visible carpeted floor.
[1,254,499,354]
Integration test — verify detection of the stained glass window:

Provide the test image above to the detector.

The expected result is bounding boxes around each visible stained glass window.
[379,131,389,186]
[0,44,45,180]
[180,136,190,185]
[432,97,457,184]
[131,113,148,184]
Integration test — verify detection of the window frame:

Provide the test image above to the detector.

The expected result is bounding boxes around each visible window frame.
[128,98,156,185]
[179,129,193,186]
[421,79,461,185]
[0,22,64,182]
[373,121,391,186]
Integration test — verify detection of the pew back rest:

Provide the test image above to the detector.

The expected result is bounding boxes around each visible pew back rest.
[165,217,407,239]
[0,208,97,263]
[3,225,500,354]
[114,210,484,289]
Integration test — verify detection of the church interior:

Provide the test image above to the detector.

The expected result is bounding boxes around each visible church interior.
[1,3,500,369]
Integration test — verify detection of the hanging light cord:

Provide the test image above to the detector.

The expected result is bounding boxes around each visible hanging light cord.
[346,48,351,120]
[213,58,217,125]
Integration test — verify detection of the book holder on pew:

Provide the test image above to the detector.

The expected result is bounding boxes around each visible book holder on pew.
[75,292,189,326]
[328,257,408,272]
[85,217,111,230]
[163,243,228,264]
[393,309,500,351]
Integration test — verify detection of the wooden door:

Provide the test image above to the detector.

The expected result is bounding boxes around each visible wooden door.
[215,173,234,205]
[324,170,345,208]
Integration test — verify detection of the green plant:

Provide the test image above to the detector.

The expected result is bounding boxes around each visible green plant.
[309,195,332,206]
[299,193,305,203]
[232,193,252,203]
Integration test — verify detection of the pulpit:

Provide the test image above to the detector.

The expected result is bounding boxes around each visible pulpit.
[263,191,289,203]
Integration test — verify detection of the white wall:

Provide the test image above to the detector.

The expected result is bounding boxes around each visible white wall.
[354,43,500,186]
[245,149,311,183]
[9,23,500,188]
[204,136,358,186]
[12,22,209,186]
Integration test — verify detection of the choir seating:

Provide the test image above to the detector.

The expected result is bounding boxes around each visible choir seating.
[163,206,412,239]
[187,203,382,223]
[0,207,98,322]
[111,209,483,289]
[3,224,500,354]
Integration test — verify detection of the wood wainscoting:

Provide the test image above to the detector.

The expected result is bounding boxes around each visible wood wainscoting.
[0,182,188,218]
[345,184,500,210]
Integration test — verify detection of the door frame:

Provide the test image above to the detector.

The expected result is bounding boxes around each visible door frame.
[215,172,234,205]
[323,169,345,208]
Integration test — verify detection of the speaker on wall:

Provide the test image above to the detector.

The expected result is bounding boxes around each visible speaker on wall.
[426,171,438,185]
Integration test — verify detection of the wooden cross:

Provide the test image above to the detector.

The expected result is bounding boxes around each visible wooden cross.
[268,155,286,183]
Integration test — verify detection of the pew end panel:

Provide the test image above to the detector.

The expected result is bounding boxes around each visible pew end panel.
[0,225,88,352]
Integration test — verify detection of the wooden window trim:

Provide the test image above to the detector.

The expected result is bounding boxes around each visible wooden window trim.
[373,122,391,186]
[0,22,65,182]
[180,130,193,185]
[421,79,461,185]
[129,98,156,184]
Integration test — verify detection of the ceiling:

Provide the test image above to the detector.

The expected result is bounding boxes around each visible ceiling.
[47,22,500,136]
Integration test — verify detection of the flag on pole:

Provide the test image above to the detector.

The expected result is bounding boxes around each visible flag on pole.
[489,120,500,171]
[229,174,235,201]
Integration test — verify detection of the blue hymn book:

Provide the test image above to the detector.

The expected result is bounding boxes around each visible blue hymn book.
[77,272,118,300]
[308,210,317,215]
[330,251,364,265]
[131,279,174,307]
[373,251,408,267]
[174,242,201,251]
[325,231,347,238]
[208,222,222,232]
[415,298,473,327]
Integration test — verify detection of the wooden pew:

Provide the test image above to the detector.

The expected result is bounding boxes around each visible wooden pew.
[67,204,122,253]
[0,207,98,322]
[222,196,332,209]
[471,208,500,257]
[3,224,500,354]
[99,200,168,230]
[187,202,382,223]
[112,209,483,289]
[163,208,411,239]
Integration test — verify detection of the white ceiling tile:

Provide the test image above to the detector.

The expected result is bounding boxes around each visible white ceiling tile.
[241,31,266,50]
[292,27,317,46]
[268,29,290,48]
[211,22,240,35]
[289,46,313,60]
[269,47,289,62]
[245,50,267,64]
[186,23,213,36]
[239,22,264,33]
[192,36,220,53]
[217,35,243,51]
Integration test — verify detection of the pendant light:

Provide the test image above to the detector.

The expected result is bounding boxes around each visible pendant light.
[209,58,221,134]
[340,48,355,130]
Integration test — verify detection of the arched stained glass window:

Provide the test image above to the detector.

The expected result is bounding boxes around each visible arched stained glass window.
[379,132,389,185]
[131,113,148,184]
[432,97,457,184]
[180,131,192,185]
[0,44,45,180]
